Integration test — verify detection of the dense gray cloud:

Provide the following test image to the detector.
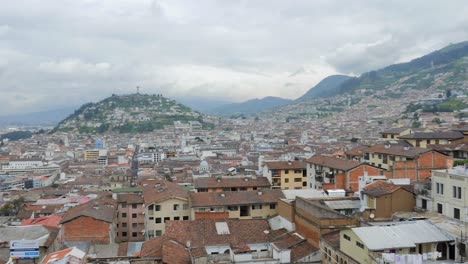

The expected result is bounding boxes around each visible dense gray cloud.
[0,0,467,115]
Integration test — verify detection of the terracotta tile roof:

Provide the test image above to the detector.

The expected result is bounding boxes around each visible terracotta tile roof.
[364,144,431,158]
[60,200,115,224]
[362,180,411,197]
[345,145,369,156]
[140,236,166,258]
[141,179,189,205]
[399,131,464,140]
[162,240,190,264]
[291,239,319,262]
[305,155,361,171]
[264,161,306,170]
[194,176,271,189]
[21,214,62,228]
[165,219,272,249]
[190,189,284,207]
[116,193,144,204]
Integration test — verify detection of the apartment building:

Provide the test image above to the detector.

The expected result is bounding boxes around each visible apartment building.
[193,175,271,192]
[262,161,307,190]
[432,167,468,222]
[142,179,190,239]
[115,193,145,242]
[190,189,284,220]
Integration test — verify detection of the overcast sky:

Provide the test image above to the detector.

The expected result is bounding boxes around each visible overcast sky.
[0,0,467,115]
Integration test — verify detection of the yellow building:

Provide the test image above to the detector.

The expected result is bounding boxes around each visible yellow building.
[399,131,464,148]
[263,161,307,190]
[142,180,191,239]
[190,189,284,220]
[339,221,454,263]
[84,149,100,161]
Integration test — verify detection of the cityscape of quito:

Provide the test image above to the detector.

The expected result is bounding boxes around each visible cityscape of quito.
[1,3,468,264]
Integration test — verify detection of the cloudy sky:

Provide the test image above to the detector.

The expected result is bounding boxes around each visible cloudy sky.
[0,0,467,115]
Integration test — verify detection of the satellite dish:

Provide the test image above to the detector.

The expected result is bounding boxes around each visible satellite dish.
[370,214,375,219]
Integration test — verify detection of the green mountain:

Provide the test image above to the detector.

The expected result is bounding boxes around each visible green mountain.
[296,75,352,100]
[335,41,468,95]
[51,93,211,134]
[209,96,293,116]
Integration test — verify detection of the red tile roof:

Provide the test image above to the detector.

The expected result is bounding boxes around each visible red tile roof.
[190,189,284,207]
[194,176,271,189]
[362,180,411,197]
[305,155,361,171]
[141,179,189,205]
[364,144,431,158]
[21,214,62,228]
[60,200,115,224]
[264,161,306,170]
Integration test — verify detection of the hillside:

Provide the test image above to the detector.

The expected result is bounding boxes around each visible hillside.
[209,96,293,116]
[334,41,468,96]
[263,41,468,127]
[296,75,352,101]
[51,93,211,134]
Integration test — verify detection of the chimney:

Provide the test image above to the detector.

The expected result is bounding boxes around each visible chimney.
[220,193,225,197]
[257,191,263,195]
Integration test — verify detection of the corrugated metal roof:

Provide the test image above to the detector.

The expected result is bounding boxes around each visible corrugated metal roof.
[352,220,453,251]
[324,200,361,210]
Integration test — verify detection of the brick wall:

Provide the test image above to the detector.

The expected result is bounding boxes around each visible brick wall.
[63,216,111,244]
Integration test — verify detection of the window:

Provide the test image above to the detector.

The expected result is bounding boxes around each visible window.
[173,204,180,210]
[122,213,127,218]
[132,232,138,237]
[302,182,307,187]
[149,217,154,220]
[228,206,238,211]
[122,232,127,237]
[199,208,206,212]
[148,204,154,211]
[155,218,162,223]
[155,205,161,211]
[132,204,137,209]
[122,223,127,227]
[132,213,137,218]
[294,178,302,182]
[155,230,162,237]
[285,178,289,183]
[183,216,189,220]
[121,203,127,208]
[343,234,351,241]
[453,186,462,199]
[132,223,137,228]
[294,170,302,174]
[252,205,262,210]
[183,204,189,210]
[356,241,364,249]
[437,203,443,214]
[164,217,170,223]
[454,208,461,220]
[436,183,444,194]
[174,217,180,220]
[285,170,289,174]
[270,204,276,209]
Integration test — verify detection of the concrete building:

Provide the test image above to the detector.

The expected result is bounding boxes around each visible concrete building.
[306,155,382,192]
[339,221,454,263]
[432,167,468,222]
[142,179,190,239]
[193,175,271,192]
[361,180,415,220]
[115,192,145,242]
[263,161,308,190]
[190,189,284,220]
